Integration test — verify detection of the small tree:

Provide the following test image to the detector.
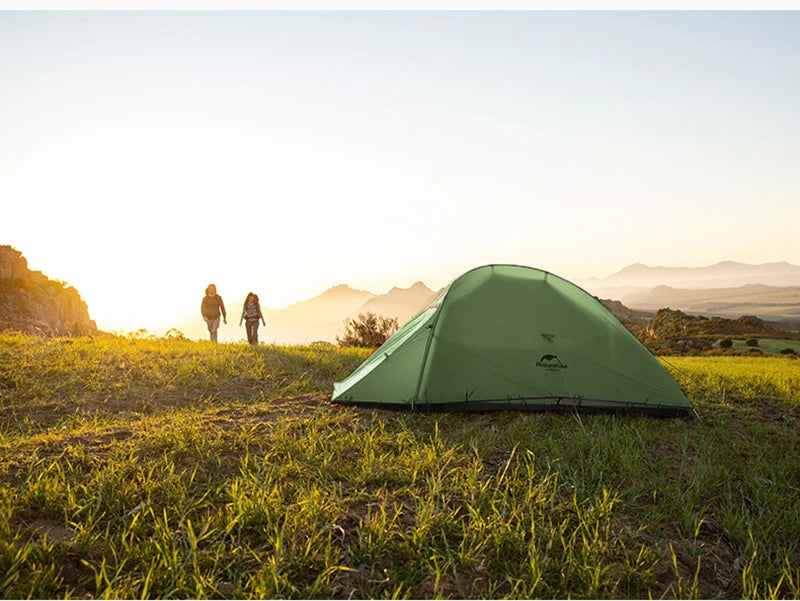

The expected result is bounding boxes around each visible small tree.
[337,312,399,348]
[719,338,733,348]
[745,338,759,347]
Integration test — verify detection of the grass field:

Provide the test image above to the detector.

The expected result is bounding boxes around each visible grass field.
[730,338,800,355]
[1,333,800,599]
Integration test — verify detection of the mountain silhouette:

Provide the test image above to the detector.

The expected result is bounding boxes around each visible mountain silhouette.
[577,260,800,306]
[175,260,800,342]
[176,282,440,343]
[360,282,442,327]
[596,260,800,288]
[623,283,800,321]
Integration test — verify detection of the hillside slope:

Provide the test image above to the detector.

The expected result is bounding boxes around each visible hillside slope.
[578,261,800,310]
[604,260,800,289]
[0,246,97,335]
[359,282,442,326]
[177,283,442,344]
[624,284,800,321]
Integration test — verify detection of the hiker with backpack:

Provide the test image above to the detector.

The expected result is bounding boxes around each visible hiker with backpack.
[240,292,266,345]
[201,284,227,342]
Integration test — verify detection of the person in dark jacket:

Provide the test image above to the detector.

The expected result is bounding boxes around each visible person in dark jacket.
[201,284,226,342]
[239,292,266,345]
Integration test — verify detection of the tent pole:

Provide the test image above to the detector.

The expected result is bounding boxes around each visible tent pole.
[412,312,444,411]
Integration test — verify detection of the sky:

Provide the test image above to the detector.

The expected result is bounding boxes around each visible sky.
[1,10,800,333]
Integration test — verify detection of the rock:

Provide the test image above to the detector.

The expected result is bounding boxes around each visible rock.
[0,246,28,279]
[0,246,97,335]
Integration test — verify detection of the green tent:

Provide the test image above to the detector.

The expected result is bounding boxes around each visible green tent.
[332,265,694,416]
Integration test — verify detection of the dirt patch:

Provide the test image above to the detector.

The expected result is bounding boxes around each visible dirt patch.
[327,560,487,601]
[10,513,78,545]
[266,392,331,411]
[328,563,379,598]
[82,390,207,414]
[414,570,488,599]
[211,392,332,426]
[61,429,134,448]
[752,397,800,432]
[98,429,133,444]
[647,520,740,599]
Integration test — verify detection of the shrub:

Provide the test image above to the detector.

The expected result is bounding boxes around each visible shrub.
[779,347,797,355]
[745,338,759,347]
[719,338,733,348]
[64,320,95,337]
[337,312,399,348]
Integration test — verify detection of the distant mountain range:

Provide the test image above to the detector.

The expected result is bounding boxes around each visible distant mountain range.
[622,284,800,320]
[5,247,798,342]
[176,260,800,342]
[574,261,800,325]
[576,260,800,298]
[178,282,444,343]
[261,281,443,344]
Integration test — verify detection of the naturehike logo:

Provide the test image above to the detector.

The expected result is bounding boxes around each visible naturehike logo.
[536,354,568,371]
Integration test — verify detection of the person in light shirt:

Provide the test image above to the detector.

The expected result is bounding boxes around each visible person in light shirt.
[239,291,266,345]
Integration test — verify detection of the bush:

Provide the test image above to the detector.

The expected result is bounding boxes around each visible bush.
[719,338,733,348]
[780,347,797,355]
[64,320,95,337]
[337,312,399,348]
[745,338,759,347]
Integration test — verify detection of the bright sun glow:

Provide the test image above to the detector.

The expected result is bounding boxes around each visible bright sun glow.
[2,11,800,335]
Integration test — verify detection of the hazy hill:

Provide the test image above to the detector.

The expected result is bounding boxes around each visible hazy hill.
[169,260,800,342]
[263,284,376,343]
[176,285,371,343]
[623,284,800,322]
[177,282,440,344]
[578,261,800,300]
[187,284,648,345]
[0,245,97,335]
[607,260,800,288]
[360,282,442,326]
[263,282,442,344]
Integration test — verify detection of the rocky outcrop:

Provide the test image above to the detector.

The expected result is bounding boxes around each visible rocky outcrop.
[645,308,790,339]
[640,307,798,354]
[597,298,653,331]
[0,246,30,280]
[0,246,97,336]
